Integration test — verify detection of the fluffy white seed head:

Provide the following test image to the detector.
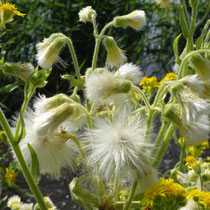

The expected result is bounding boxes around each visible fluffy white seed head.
[171,83,210,124]
[115,63,143,85]
[164,105,210,145]
[181,115,210,145]
[44,197,57,210]
[173,63,180,74]
[113,10,146,31]
[85,110,157,188]
[78,6,96,23]
[181,74,210,98]
[15,109,77,177]
[85,70,131,103]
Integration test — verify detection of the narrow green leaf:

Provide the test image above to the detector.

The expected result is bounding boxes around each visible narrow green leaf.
[173,33,182,56]
[62,74,85,89]
[69,177,100,210]
[28,143,40,184]
[179,6,189,38]
[14,112,26,145]
[195,36,203,50]
[0,82,19,93]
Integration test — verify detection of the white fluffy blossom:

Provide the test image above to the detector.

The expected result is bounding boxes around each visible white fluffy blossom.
[7,195,22,208]
[78,6,96,23]
[44,197,57,210]
[113,10,146,31]
[36,35,67,69]
[15,109,77,177]
[115,63,143,85]
[171,84,210,124]
[164,105,209,145]
[181,74,210,98]
[85,70,131,103]
[181,115,210,145]
[20,203,33,210]
[33,94,86,132]
[85,110,157,189]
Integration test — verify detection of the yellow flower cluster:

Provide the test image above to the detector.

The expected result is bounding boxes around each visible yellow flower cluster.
[185,156,198,168]
[188,189,210,209]
[140,76,160,91]
[0,1,25,28]
[141,178,187,207]
[5,168,16,185]
[160,72,177,84]
[187,141,209,157]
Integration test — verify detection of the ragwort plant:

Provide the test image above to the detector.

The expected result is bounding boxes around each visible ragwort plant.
[0,0,210,209]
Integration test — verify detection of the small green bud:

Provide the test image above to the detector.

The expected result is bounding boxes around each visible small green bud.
[0,62,34,81]
[118,80,131,93]
[30,69,51,88]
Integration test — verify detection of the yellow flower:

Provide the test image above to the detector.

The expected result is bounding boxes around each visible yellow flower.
[187,141,209,157]
[141,178,187,207]
[160,72,177,84]
[185,156,198,168]
[188,189,210,208]
[0,1,25,26]
[119,189,128,200]
[5,168,16,185]
[140,76,160,91]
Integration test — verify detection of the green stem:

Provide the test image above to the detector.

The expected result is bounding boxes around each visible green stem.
[182,1,198,77]
[123,178,138,210]
[132,85,151,110]
[152,83,169,107]
[199,174,203,191]
[91,15,98,37]
[152,124,175,168]
[14,86,34,139]
[144,109,154,143]
[0,109,48,210]
[91,21,114,72]
[66,38,81,81]
[178,49,210,79]
[151,121,168,157]
[178,142,186,172]
[70,103,93,128]
[55,133,86,159]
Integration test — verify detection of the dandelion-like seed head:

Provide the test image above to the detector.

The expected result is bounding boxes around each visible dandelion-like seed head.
[78,6,96,23]
[15,108,77,177]
[115,63,142,85]
[85,70,131,103]
[113,10,146,31]
[181,74,210,99]
[85,110,157,189]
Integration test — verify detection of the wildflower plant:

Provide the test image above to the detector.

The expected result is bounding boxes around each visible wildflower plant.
[0,1,209,210]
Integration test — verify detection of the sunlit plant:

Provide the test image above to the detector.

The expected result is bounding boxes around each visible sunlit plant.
[0,0,210,209]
